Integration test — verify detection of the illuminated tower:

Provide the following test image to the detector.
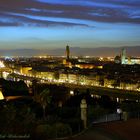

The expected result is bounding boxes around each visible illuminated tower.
[66,45,70,60]
[121,48,126,64]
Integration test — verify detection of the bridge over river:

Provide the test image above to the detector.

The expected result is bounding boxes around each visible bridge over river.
[63,83,140,100]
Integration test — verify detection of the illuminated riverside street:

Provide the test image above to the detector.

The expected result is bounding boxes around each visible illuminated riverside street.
[6,71,140,100]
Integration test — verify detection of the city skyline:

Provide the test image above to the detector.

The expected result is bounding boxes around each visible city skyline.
[0,0,140,53]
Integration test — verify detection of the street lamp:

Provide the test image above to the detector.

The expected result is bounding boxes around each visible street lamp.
[117,108,122,120]
[91,94,94,98]
[70,90,74,96]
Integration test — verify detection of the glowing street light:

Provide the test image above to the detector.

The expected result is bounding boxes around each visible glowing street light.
[91,94,94,98]
[70,90,74,96]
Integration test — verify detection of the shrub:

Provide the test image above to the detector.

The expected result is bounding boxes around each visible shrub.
[35,123,72,139]
[35,124,54,139]
[52,123,72,138]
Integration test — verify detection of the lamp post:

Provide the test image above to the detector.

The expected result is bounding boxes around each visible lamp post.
[80,99,87,129]
[117,108,122,121]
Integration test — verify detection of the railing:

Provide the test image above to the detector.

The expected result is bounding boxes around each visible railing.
[92,111,140,124]
[92,113,120,124]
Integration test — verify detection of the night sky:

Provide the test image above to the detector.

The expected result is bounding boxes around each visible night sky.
[0,0,140,50]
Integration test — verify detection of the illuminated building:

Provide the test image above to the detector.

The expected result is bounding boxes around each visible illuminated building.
[20,66,32,75]
[75,63,94,69]
[63,45,103,69]
[0,85,4,100]
[59,73,68,82]
[85,75,97,85]
[31,69,55,80]
[0,61,12,79]
[120,48,140,65]
[68,73,77,83]
[75,63,103,69]
[0,91,4,100]
[129,58,140,64]
[104,78,115,88]
[59,73,78,84]
[120,82,139,90]
[0,61,5,68]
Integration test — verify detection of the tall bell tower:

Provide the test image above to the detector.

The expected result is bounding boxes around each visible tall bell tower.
[121,48,126,64]
[66,45,70,60]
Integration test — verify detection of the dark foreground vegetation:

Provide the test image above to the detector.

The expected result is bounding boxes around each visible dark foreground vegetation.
[0,78,140,139]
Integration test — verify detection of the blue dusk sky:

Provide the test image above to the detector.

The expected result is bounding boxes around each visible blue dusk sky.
[0,0,140,50]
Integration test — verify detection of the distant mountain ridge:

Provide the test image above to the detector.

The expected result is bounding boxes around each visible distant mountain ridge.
[0,46,139,57]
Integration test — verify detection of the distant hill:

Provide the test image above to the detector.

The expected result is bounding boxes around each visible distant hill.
[0,46,139,57]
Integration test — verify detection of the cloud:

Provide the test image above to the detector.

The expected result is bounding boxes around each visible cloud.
[0,12,90,27]
[0,0,140,27]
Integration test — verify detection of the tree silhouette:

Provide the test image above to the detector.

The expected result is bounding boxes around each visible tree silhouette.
[40,89,52,120]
